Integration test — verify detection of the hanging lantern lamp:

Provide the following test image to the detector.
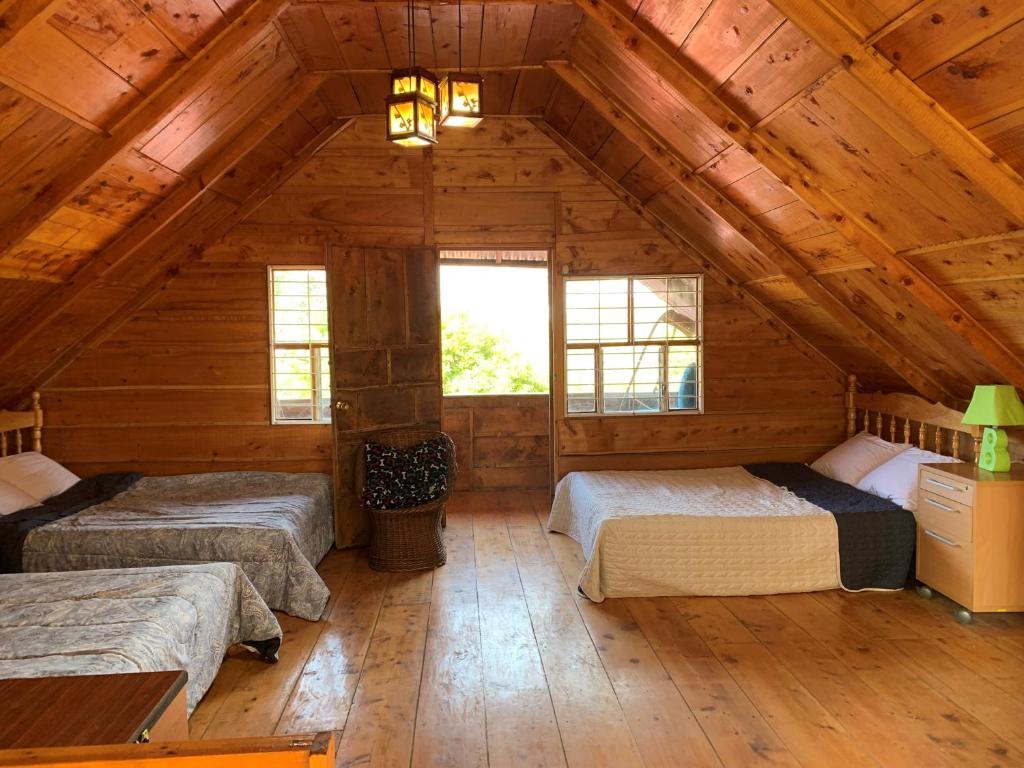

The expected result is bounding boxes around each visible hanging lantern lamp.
[386,3,439,146]
[439,0,483,128]
[440,72,483,128]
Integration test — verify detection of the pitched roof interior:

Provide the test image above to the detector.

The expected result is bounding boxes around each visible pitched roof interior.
[1,0,1023,409]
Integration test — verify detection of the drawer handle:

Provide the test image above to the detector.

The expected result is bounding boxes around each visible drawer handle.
[924,529,960,548]
[925,498,957,513]
[926,478,958,492]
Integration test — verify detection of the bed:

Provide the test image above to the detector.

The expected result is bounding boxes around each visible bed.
[0,562,282,714]
[549,376,979,602]
[0,396,335,621]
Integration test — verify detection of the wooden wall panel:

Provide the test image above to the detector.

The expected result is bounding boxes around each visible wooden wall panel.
[906,239,1024,361]
[678,0,783,88]
[913,19,1024,129]
[717,21,834,123]
[875,2,1024,80]
[442,395,551,491]
[41,236,331,477]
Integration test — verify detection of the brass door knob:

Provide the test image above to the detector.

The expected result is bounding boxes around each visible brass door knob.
[335,401,352,413]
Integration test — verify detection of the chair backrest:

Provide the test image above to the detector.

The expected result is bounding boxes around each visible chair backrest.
[372,428,452,451]
[355,430,458,498]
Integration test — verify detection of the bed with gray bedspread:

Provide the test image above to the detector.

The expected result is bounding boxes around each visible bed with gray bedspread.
[0,563,282,714]
[19,472,335,621]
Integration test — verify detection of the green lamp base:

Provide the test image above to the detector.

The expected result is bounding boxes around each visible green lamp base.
[979,426,1011,472]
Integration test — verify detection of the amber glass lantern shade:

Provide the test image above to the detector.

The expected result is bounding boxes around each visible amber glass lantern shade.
[440,73,483,127]
[386,93,437,147]
[390,66,439,104]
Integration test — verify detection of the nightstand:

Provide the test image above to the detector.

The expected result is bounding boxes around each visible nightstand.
[0,671,188,749]
[915,462,1024,623]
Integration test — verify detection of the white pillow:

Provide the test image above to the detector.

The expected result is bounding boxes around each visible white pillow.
[810,432,910,486]
[856,447,961,511]
[0,479,38,515]
[0,452,80,502]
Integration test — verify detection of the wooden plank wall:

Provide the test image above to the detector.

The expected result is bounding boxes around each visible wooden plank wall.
[40,116,843,479]
[552,218,845,478]
[40,232,333,477]
[442,395,550,491]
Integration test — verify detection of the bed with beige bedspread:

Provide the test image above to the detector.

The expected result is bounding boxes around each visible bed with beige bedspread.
[548,466,843,602]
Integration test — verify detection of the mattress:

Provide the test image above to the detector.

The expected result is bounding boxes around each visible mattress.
[0,563,282,714]
[548,466,842,602]
[19,472,335,620]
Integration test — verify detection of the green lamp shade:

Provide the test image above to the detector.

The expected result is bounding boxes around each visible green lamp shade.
[962,385,1024,472]
[961,385,1024,427]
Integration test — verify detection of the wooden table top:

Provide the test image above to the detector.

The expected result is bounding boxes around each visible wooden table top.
[922,461,1024,483]
[0,670,187,749]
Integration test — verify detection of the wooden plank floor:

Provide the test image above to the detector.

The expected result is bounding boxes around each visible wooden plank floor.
[191,490,1024,767]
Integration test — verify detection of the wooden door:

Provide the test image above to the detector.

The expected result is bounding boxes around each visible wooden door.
[327,246,441,548]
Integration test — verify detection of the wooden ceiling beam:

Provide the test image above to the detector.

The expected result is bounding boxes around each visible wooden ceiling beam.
[532,117,849,387]
[770,0,1024,223]
[548,59,953,402]
[0,0,290,260]
[0,73,328,376]
[897,230,1024,258]
[572,0,1024,391]
[10,116,354,409]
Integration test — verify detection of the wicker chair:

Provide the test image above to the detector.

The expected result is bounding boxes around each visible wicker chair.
[358,428,457,572]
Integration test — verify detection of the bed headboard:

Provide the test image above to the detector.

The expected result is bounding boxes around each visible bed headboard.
[0,391,42,457]
[844,375,989,463]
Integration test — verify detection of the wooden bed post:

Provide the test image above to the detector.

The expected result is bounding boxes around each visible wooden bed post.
[971,425,983,466]
[845,374,857,438]
[31,391,42,453]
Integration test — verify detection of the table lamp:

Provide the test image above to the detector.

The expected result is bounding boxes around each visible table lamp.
[961,385,1024,472]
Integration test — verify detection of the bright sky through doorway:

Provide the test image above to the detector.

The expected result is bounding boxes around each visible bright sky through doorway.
[441,265,550,390]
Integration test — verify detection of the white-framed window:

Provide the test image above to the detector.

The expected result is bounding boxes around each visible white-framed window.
[268,266,331,424]
[565,274,702,416]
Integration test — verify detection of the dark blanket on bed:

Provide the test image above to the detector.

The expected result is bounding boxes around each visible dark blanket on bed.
[743,463,915,590]
[0,472,141,573]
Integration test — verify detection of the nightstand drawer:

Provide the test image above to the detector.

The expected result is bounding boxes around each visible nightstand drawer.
[920,468,974,507]
[916,491,972,542]
[917,527,972,607]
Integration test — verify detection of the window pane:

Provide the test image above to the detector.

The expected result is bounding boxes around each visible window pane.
[274,294,310,311]
[668,347,700,411]
[601,345,663,414]
[633,277,701,342]
[567,348,596,413]
[270,267,330,423]
[566,277,629,343]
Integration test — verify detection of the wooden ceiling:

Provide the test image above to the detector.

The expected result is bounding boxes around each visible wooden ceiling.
[0,0,1022,408]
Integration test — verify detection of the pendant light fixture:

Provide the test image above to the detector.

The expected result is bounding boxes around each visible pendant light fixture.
[386,1,440,147]
[439,0,483,127]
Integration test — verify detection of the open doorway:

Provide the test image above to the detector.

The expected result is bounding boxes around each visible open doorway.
[439,249,552,493]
